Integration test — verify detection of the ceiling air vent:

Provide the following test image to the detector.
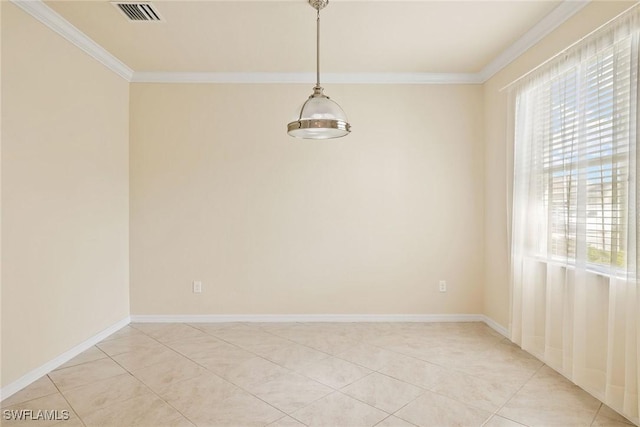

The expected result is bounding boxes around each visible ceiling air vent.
[112,2,163,22]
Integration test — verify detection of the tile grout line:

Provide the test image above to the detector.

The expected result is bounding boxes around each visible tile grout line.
[182,324,332,420]
[45,373,87,427]
[159,332,297,422]
[366,354,429,427]
[99,327,200,426]
[480,363,546,427]
[0,381,61,409]
[334,372,395,414]
[590,403,605,427]
[385,389,424,426]
[190,324,417,424]
[146,323,327,423]
[89,325,246,425]
[32,336,142,422]
[372,413,419,427]
[129,323,308,425]
[358,329,544,423]
[325,325,533,426]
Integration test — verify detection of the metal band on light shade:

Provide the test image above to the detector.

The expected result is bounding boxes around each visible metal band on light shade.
[287,119,351,133]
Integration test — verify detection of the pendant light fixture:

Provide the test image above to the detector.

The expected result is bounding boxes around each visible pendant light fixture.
[287,0,351,139]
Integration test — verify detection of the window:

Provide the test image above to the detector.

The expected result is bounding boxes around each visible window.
[515,36,633,271]
[510,9,640,423]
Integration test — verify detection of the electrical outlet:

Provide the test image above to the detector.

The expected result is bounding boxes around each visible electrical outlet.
[439,280,447,292]
[193,280,202,293]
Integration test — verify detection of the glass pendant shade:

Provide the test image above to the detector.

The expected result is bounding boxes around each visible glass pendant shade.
[287,0,351,140]
[288,86,351,139]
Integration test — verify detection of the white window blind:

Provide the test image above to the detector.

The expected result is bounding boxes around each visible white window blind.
[516,36,633,271]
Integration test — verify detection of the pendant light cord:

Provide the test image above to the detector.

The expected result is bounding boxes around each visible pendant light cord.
[316,8,320,88]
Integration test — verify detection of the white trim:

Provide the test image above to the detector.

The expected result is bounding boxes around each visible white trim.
[10,0,588,85]
[481,315,510,338]
[9,0,133,81]
[130,314,486,323]
[500,1,639,91]
[126,1,590,84]
[129,1,588,85]
[478,0,589,81]
[130,72,482,85]
[130,314,510,338]
[0,316,130,402]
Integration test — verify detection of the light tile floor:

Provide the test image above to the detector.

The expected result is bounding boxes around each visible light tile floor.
[2,322,636,427]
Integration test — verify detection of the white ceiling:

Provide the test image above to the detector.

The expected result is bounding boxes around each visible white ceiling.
[43,0,564,75]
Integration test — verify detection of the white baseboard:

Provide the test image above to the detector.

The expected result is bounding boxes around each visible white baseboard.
[131,313,510,338]
[131,314,509,338]
[0,316,130,402]
[130,313,487,323]
[481,315,510,338]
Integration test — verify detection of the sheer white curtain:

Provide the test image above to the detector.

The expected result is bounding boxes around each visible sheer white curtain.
[511,7,640,424]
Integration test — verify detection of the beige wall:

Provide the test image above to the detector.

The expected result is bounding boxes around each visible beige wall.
[130,83,485,315]
[1,3,130,387]
[482,1,635,329]
[3,0,631,391]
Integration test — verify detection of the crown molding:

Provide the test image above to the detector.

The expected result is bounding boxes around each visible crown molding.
[130,71,482,84]
[478,0,590,82]
[9,0,133,81]
[11,0,588,85]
